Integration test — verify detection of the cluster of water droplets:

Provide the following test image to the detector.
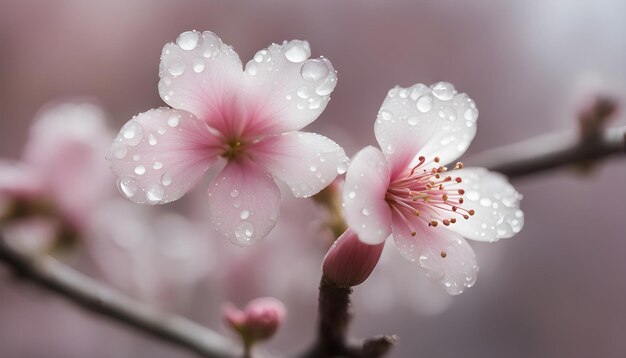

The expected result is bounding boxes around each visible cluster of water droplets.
[394,230,478,295]
[110,109,183,205]
[375,82,479,159]
[158,30,233,108]
[454,169,524,242]
[244,40,337,113]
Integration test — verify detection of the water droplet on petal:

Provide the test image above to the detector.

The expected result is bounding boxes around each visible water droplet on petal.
[336,158,350,174]
[348,191,356,199]
[160,173,173,186]
[407,116,419,126]
[168,116,179,127]
[134,165,146,176]
[121,121,143,146]
[431,82,456,101]
[146,183,165,204]
[284,41,310,63]
[118,176,138,198]
[464,108,478,122]
[152,161,163,170]
[297,86,310,99]
[240,210,250,220]
[177,31,199,50]
[301,59,330,81]
[234,221,255,243]
[247,62,258,75]
[201,32,220,58]
[167,57,185,76]
[416,95,433,113]
[380,110,392,121]
[230,189,239,198]
[192,58,205,73]
[148,134,157,146]
[315,75,336,96]
[361,208,370,216]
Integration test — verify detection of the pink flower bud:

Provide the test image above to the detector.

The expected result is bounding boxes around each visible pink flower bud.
[322,228,385,287]
[223,297,286,348]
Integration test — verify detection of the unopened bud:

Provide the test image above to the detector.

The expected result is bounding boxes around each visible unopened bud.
[223,297,286,348]
[322,229,384,287]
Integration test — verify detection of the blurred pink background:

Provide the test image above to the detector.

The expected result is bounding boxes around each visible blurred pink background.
[1,1,625,357]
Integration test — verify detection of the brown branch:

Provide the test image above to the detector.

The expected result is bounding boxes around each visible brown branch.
[468,126,626,179]
[299,277,394,358]
[0,236,239,358]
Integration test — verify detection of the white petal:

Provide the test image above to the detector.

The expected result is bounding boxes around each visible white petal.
[108,108,221,205]
[207,160,281,246]
[343,146,393,245]
[158,31,243,122]
[251,131,348,198]
[375,82,478,176]
[243,40,337,135]
[447,167,524,242]
[392,214,478,295]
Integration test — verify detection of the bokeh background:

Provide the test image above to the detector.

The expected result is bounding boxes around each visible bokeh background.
[1,1,625,357]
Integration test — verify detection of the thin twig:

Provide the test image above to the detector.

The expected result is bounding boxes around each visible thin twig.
[468,126,626,179]
[0,236,239,358]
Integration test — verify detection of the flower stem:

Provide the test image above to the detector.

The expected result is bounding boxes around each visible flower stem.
[0,234,238,358]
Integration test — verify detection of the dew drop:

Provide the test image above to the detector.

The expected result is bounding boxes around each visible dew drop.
[300,59,330,82]
[439,106,456,121]
[407,116,419,126]
[168,116,179,127]
[121,121,143,146]
[160,173,173,186]
[134,165,146,176]
[148,134,157,146]
[464,108,478,122]
[348,191,356,199]
[416,95,433,113]
[240,210,250,220]
[177,31,199,50]
[201,32,220,58]
[284,41,310,63]
[361,208,370,216]
[315,75,336,96]
[380,110,392,121]
[336,158,350,174]
[118,176,138,198]
[309,165,317,172]
[480,198,492,207]
[431,82,456,101]
[167,57,185,76]
[153,161,163,170]
[234,221,255,242]
[230,189,239,198]
[146,183,165,204]
[192,58,205,73]
[247,62,258,76]
[297,86,310,99]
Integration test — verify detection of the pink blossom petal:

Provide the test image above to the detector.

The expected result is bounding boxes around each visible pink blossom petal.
[207,160,281,246]
[22,102,114,222]
[158,31,244,134]
[391,214,478,295]
[251,131,347,198]
[446,167,524,242]
[375,82,478,178]
[242,40,337,136]
[108,108,221,205]
[343,146,392,245]
[0,160,42,199]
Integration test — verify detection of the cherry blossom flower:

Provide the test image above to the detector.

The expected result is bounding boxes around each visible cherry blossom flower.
[0,101,114,251]
[342,82,524,294]
[108,30,348,246]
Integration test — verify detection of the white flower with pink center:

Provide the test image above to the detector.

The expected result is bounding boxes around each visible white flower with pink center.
[108,31,347,246]
[343,82,524,294]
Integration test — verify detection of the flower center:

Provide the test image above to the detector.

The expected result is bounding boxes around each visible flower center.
[385,156,474,237]
[222,138,247,160]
